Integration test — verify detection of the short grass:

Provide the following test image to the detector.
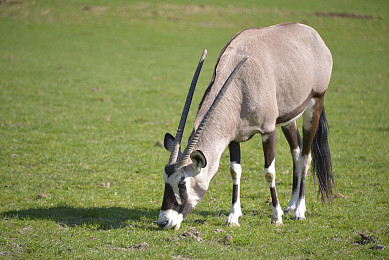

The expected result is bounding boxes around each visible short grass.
[0,0,388,259]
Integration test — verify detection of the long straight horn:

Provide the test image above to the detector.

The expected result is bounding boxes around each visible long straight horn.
[169,49,208,165]
[178,56,249,168]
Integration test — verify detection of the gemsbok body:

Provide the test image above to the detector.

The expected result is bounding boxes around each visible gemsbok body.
[157,23,334,230]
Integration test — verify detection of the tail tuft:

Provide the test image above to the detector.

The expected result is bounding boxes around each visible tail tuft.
[311,108,335,202]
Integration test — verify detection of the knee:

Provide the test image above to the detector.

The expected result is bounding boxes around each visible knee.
[291,147,300,161]
[230,161,242,180]
[263,159,276,187]
[264,171,275,183]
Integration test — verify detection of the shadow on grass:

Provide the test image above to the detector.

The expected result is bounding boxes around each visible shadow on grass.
[1,206,161,230]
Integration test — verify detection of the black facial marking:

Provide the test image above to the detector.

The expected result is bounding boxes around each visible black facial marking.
[178,181,192,218]
[180,180,206,219]
[179,183,188,200]
[161,183,176,211]
[161,181,193,218]
[192,181,207,200]
[160,175,208,221]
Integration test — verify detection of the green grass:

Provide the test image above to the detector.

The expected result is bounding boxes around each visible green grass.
[0,0,388,259]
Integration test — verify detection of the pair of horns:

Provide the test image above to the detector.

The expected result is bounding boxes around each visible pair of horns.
[169,49,249,168]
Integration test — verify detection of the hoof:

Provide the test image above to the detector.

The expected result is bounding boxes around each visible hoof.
[293,206,306,220]
[226,212,242,228]
[284,205,295,215]
[226,222,240,227]
[271,218,283,225]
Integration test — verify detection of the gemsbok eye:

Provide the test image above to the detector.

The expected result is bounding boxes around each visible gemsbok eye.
[178,180,186,188]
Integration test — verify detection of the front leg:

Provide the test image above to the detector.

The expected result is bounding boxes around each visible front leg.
[262,131,283,225]
[226,142,242,227]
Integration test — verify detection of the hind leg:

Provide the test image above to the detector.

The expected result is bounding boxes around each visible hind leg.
[282,121,302,215]
[262,130,283,224]
[294,97,325,220]
[226,142,243,227]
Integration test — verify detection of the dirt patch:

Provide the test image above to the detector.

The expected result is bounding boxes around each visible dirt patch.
[155,140,163,147]
[129,242,148,250]
[354,230,378,245]
[370,244,386,250]
[314,12,373,20]
[173,256,195,260]
[37,193,49,199]
[80,5,108,12]
[193,219,205,224]
[0,242,24,256]
[18,226,33,234]
[222,234,233,245]
[99,182,110,188]
[110,242,148,251]
[160,3,252,16]
[334,192,348,199]
[180,228,202,241]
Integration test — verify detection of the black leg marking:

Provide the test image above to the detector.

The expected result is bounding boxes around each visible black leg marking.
[282,121,300,150]
[226,141,242,227]
[262,131,276,168]
[229,141,241,164]
[299,174,306,199]
[262,130,283,224]
[232,184,239,204]
[270,187,278,208]
[292,164,299,192]
[282,122,301,194]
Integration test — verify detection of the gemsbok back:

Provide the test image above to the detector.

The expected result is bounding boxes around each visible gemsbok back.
[157,23,334,230]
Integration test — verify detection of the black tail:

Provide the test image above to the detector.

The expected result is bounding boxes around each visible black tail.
[311,108,335,202]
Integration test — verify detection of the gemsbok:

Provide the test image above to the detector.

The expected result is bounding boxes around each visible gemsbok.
[157,23,334,230]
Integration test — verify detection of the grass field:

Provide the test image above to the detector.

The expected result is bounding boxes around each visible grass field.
[0,0,388,259]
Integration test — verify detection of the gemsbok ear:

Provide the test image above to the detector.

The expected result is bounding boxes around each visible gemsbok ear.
[190,150,207,172]
[164,133,175,152]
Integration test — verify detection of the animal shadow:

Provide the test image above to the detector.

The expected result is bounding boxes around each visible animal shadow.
[1,205,160,230]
